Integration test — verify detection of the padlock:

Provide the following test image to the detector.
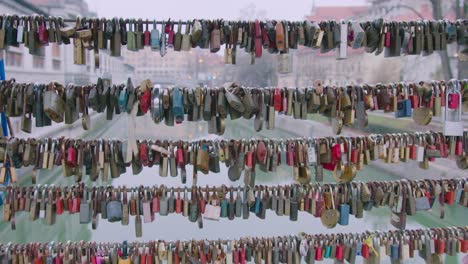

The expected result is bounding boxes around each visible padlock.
[338,203,349,225]
[43,83,66,123]
[443,80,464,136]
[66,145,77,167]
[448,93,459,109]
[395,84,412,118]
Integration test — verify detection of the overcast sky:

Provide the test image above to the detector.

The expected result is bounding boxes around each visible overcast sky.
[85,0,369,20]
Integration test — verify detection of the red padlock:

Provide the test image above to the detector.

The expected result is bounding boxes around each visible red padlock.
[286,143,295,166]
[425,190,431,204]
[199,198,206,214]
[175,191,182,214]
[444,190,455,205]
[461,239,468,253]
[436,239,445,254]
[173,251,179,264]
[361,243,370,259]
[455,137,463,156]
[166,23,174,46]
[315,245,323,261]
[152,195,160,213]
[384,29,391,47]
[351,147,359,164]
[139,142,149,166]
[240,247,246,264]
[409,89,419,108]
[245,151,253,168]
[71,195,80,214]
[34,257,43,264]
[233,248,239,264]
[257,141,268,165]
[331,144,342,163]
[409,144,418,160]
[322,163,336,171]
[139,90,151,114]
[56,195,64,215]
[274,88,282,111]
[38,17,49,45]
[254,20,262,58]
[440,89,446,107]
[199,249,206,264]
[409,239,415,258]
[66,146,77,167]
[176,145,185,167]
[55,255,63,264]
[139,253,146,264]
[448,93,459,109]
[304,194,310,212]
[144,24,151,46]
[438,139,448,158]
[335,244,344,260]
[146,248,153,264]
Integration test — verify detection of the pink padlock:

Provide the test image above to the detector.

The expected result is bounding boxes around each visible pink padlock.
[455,137,463,156]
[315,245,323,261]
[176,146,185,167]
[66,146,77,167]
[240,247,246,264]
[37,16,49,45]
[335,244,344,261]
[448,93,460,109]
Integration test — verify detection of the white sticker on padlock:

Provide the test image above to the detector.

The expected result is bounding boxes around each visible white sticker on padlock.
[307,146,317,164]
[416,146,425,162]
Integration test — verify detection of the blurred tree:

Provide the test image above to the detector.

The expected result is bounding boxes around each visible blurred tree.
[430,0,454,80]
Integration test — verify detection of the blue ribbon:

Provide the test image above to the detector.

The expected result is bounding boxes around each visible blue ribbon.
[0,58,5,80]
[1,112,8,137]
[0,58,8,190]
[0,58,8,136]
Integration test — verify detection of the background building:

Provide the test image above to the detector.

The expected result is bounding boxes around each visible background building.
[123,45,224,87]
[1,0,134,85]
[280,0,461,88]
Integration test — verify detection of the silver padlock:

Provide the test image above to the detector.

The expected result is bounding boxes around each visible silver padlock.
[443,80,464,136]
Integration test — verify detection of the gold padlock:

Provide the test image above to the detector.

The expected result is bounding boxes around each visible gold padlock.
[196,143,209,174]
[43,82,66,123]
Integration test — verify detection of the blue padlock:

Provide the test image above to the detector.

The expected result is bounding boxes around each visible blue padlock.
[338,204,350,225]
[220,199,228,218]
[324,246,331,258]
[172,87,184,123]
[390,243,399,259]
[395,99,412,118]
[150,20,160,51]
[355,242,362,256]
[251,197,261,214]
[118,88,128,113]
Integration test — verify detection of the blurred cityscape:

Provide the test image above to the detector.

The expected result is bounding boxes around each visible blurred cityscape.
[0,2,467,261]
[2,0,466,89]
